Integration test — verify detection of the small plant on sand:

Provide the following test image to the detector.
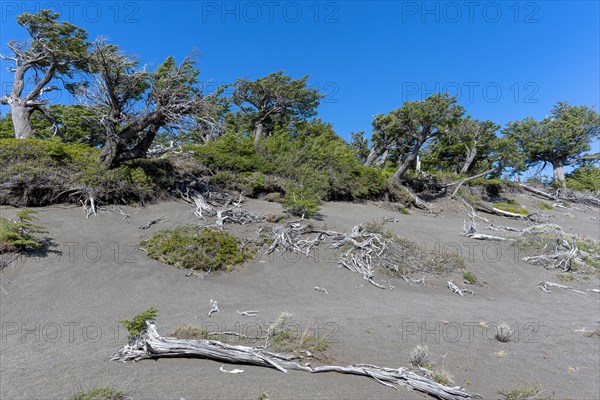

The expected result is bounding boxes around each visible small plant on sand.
[494,199,529,215]
[256,391,270,400]
[583,322,600,338]
[557,273,575,282]
[265,312,329,356]
[143,226,252,271]
[499,385,556,400]
[410,344,430,367]
[0,209,47,253]
[463,271,478,284]
[538,201,554,211]
[496,323,513,342]
[119,306,158,340]
[69,387,126,400]
[432,370,454,386]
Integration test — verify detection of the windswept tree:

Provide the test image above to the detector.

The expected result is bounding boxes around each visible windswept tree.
[0,10,89,139]
[368,93,464,181]
[422,116,499,174]
[75,40,204,167]
[502,102,600,188]
[231,71,323,145]
[350,131,370,163]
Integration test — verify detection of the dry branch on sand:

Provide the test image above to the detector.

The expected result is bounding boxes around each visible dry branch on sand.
[517,224,600,272]
[111,321,481,400]
[447,281,476,296]
[179,187,262,226]
[539,281,588,296]
[266,220,463,289]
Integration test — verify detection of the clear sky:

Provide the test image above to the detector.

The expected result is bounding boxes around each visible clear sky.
[1,0,599,150]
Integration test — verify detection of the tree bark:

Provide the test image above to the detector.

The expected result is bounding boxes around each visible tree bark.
[10,103,35,139]
[552,161,566,189]
[254,121,265,145]
[460,146,477,174]
[392,139,424,182]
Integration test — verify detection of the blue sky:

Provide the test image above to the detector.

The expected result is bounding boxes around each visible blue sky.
[1,0,599,159]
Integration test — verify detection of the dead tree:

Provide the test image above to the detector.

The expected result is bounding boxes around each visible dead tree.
[0,10,89,138]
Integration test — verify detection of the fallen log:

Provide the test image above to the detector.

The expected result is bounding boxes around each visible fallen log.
[111,322,482,400]
[519,184,557,200]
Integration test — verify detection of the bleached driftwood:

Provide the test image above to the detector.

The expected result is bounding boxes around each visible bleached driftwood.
[81,195,97,218]
[523,249,577,271]
[485,224,520,233]
[111,322,482,400]
[447,281,476,296]
[236,310,258,317]
[447,168,497,198]
[468,234,508,241]
[539,281,588,296]
[208,299,219,317]
[314,286,329,295]
[402,276,426,286]
[139,215,165,230]
[519,184,557,200]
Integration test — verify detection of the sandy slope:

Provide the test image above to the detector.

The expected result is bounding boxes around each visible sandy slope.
[1,195,599,399]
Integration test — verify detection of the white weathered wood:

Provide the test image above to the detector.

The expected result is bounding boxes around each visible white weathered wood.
[111,322,482,400]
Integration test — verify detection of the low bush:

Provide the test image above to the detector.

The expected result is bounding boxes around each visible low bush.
[496,323,513,342]
[463,271,478,284]
[119,306,158,340]
[143,225,253,271]
[69,388,125,400]
[499,385,556,400]
[409,344,430,367]
[0,139,173,206]
[566,165,600,194]
[494,199,529,215]
[0,209,46,253]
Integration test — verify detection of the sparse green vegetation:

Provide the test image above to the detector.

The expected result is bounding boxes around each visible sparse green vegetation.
[432,370,454,386]
[463,271,478,284]
[538,201,554,210]
[69,388,126,400]
[557,273,575,282]
[143,226,253,271]
[499,385,556,400]
[494,199,529,215]
[119,306,158,339]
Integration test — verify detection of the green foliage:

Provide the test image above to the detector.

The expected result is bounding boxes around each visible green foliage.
[371,93,465,180]
[538,201,554,210]
[494,199,529,215]
[143,226,252,271]
[422,115,499,174]
[566,165,600,193]
[282,181,322,218]
[69,388,125,400]
[119,306,158,338]
[463,271,478,284]
[185,134,266,172]
[0,139,173,206]
[0,210,46,252]
[232,71,323,139]
[502,102,600,184]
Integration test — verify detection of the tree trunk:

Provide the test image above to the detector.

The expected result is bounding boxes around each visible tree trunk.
[254,122,264,145]
[553,161,566,189]
[11,103,35,139]
[460,147,477,174]
[392,140,423,182]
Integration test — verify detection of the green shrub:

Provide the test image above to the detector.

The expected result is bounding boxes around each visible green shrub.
[119,306,158,339]
[69,388,125,400]
[185,134,267,172]
[0,210,46,253]
[282,181,322,219]
[494,199,529,215]
[538,201,554,210]
[0,139,174,206]
[566,165,600,193]
[463,271,478,284]
[143,226,252,271]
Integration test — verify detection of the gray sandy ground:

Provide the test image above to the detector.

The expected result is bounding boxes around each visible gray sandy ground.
[1,195,599,399]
